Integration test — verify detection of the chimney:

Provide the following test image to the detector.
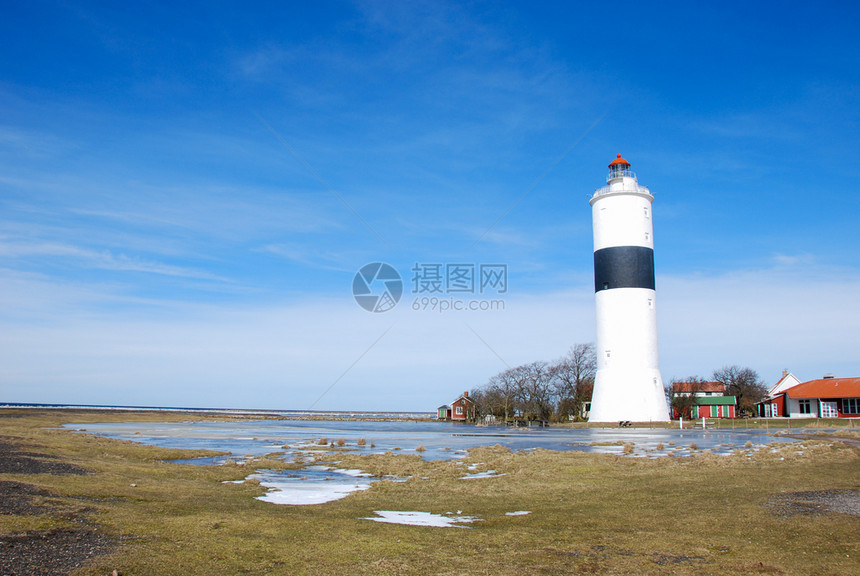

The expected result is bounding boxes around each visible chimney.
[782,369,788,377]
[463,391,468,397]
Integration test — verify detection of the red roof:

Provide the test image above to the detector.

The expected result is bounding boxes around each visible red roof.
[672,381,726,394]
[784,378,860,399]
[608,153,630,168]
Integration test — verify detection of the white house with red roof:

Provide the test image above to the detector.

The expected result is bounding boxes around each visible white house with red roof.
[757,371,802,417]
[671,381,727,397]
[757,374,860,418]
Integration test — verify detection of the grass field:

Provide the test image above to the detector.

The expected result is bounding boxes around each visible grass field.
[1,409,858,575]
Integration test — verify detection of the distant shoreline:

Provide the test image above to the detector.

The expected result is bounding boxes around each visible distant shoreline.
[0,403,435,421]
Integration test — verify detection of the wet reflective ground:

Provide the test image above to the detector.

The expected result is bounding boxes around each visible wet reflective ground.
[64,420,802,505]
[64,419,796,460]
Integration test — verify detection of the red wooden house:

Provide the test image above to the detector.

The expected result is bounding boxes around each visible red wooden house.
[450,391,476,422]
[688,396,737,418]
[671,381,738,419]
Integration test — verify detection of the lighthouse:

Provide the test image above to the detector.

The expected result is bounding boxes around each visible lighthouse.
[588,154,670,422]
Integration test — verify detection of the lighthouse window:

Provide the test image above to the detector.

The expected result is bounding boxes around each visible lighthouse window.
[603,282,609,290]
[605,350,611,359]
[647,298,653,309]
[644,207,650,218]
[644,232,650,241]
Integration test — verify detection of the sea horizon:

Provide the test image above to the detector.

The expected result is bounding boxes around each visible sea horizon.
[0,402,435,419]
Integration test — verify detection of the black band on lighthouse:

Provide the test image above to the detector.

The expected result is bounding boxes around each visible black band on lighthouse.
[594,246,655,292]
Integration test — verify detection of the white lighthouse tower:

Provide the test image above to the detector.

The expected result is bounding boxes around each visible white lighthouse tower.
[588,154,670,422]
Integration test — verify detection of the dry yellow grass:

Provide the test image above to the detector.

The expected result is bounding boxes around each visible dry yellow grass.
[1,409,858,575]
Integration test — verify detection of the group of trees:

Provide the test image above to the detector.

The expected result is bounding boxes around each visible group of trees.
[470,342,770,422]
[469,343,596,422]
[668,365,769,418]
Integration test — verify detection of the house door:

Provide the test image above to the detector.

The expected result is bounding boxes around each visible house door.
[820,401,838,419]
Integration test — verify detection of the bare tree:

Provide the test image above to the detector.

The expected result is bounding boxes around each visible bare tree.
[471,343,596,424]
[517,361,554,421]
[668,376,706,419]
[712,365,767,416]
[550,343,596,421]
[478,366,526,422]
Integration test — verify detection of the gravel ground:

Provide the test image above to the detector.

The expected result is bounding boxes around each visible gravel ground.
[0,435,90,475]
[0,436,117,575]
[767,489,860,518]
[0,480,53,516]
[0,529,116,576]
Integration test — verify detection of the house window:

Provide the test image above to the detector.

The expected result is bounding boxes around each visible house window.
[842,398,860,415]
[798,399,811,414]
[455,406,463,415]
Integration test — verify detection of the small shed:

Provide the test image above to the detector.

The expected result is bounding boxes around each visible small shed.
[437,405,451,420]
[690,396,738,418]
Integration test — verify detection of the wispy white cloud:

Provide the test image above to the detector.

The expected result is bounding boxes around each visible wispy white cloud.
[257,243,361,272]
[771,252,816,267]
[0,240,228,281]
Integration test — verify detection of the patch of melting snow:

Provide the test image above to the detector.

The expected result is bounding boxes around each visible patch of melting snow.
[383,475,411,483]
[336,468,373,477]
[460,470,506,480]
[249,467,373,505]
[363,511,481,528]
[505,511,531,516]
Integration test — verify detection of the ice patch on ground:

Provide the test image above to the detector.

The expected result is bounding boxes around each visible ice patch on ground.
[363,511,481,527]
[505,511,531,516]
[250,468,372,505]
[336,468,373,477]
[460,470,506,479]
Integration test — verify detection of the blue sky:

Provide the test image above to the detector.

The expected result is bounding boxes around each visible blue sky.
[2,1,859,411]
